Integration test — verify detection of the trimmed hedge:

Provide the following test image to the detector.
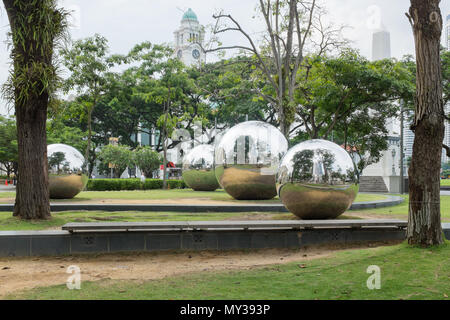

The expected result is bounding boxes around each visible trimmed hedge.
[86,178,186,191]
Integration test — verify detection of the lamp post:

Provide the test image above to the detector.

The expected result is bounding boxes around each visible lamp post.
[400,101,404,194]
[392,148,396,176]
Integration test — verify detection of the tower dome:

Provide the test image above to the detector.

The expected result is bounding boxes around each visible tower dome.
[182,8,198,22]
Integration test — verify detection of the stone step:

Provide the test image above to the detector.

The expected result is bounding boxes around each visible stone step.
[359,176,388,193]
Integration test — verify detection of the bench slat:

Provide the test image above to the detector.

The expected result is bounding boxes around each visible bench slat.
[62,219,407,233]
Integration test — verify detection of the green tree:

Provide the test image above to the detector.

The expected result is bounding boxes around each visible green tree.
[333,111,390,174]
[133,146,162,178]
[442,49,449,106]
[60,34,120,177]
[292,50,414,173]
[209,0,348,137]
[0,116,18,178]
[48,151,66,174]
[2,0,68,219]
[193,56,276,132]
[131,44,194,189]
[47,107,87,155]
[98,144,133,178]
[294,50,413,139]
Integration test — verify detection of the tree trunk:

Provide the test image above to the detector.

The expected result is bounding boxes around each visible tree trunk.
[406,0,444,246]
[13,96,51,219]
[85,105,93,178]
[162,87,171,190]
[2,0,61,220]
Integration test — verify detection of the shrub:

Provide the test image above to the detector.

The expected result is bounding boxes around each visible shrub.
[133,147,162,178]
[97,145,133,178]
[86,178,186,191]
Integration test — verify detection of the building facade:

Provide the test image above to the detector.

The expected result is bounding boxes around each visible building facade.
[361,28,403,192]
[173,8,205,67]
[372,30,391,61]
[401,13,450,167]
[446,14,450,51]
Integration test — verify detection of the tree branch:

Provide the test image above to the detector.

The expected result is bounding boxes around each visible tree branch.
[444,144,450,158]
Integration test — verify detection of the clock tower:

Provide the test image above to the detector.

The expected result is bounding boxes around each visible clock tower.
[173,8,205,67]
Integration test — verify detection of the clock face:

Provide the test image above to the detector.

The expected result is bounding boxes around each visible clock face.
[177,50,182,59]
[192,49,200,60]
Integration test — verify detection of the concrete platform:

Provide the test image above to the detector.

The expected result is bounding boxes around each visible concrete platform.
[0,196,404,213]
[0,220,447,258]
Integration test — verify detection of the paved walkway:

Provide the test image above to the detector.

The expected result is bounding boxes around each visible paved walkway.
[0,185,15,192]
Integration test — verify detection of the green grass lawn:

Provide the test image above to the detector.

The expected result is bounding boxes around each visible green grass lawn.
[441,179,450,186]
[1,193,449,230]
[0,210,294,231]
[5,242,449,300]
[351,195,450,221]
[0,189,389,203]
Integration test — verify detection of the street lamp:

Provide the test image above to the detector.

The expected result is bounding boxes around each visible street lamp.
[392,148,396,176]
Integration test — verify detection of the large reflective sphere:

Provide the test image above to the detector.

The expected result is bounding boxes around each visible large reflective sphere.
[182,144,220,191]
[277,139,359,219]
[47,144,88,199]
[215,121,288,200]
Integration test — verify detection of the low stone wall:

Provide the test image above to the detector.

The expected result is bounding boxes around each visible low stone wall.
[1,222,447,258]
[0,196,404,213]
[0,227,412,257]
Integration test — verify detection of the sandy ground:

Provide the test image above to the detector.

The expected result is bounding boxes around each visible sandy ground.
[0,242,398,298]
[0,198,271,205]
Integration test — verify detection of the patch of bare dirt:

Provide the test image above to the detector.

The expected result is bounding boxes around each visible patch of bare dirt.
[344,211,407,220]
[0,241,399,298]
[61,198,258,205]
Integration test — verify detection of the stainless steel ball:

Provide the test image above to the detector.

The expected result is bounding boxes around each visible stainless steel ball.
[182,144,220,191]
[47,144,88,199]
[277,139,359,219]
[215,121,288,200]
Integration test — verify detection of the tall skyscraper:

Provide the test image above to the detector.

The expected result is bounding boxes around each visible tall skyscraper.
[402,110,415,163]
[372,29,397,136]
[444,14,450,163]
[402,14,450,165]
[372,30,391,61]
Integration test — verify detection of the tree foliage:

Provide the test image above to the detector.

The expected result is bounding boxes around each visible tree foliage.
[293,50,414,171]
[97,144,133,178]
[133,146,162,178]
[0,116,18,178]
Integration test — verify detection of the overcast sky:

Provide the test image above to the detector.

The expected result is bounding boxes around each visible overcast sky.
[0,0,449,116]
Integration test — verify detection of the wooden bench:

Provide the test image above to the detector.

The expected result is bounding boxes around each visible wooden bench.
[62,219,408,233]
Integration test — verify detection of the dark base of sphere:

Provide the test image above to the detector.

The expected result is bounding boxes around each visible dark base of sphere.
[182,170,220,192]
[279,183,359,219]
[49,174,88,199]
[215,165,277,200]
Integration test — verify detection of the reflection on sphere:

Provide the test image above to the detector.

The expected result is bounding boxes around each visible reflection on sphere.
[214,121,288,200]
[277,139,359,219]
[47,144,88,199]
[182,144,219,191]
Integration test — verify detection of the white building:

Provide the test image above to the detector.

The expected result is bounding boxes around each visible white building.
[446,14,450,51]
[402,110,415,162]
[444,14,450,163]
[401,13,450,167]
[372,30,391,61]
[173,8,205,67]
[361,28,403,192]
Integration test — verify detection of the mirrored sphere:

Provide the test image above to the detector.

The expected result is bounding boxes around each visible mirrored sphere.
[277,139,359,219]
[47,144,88,199]
[215,121,288,200]
[182,144,220,191]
